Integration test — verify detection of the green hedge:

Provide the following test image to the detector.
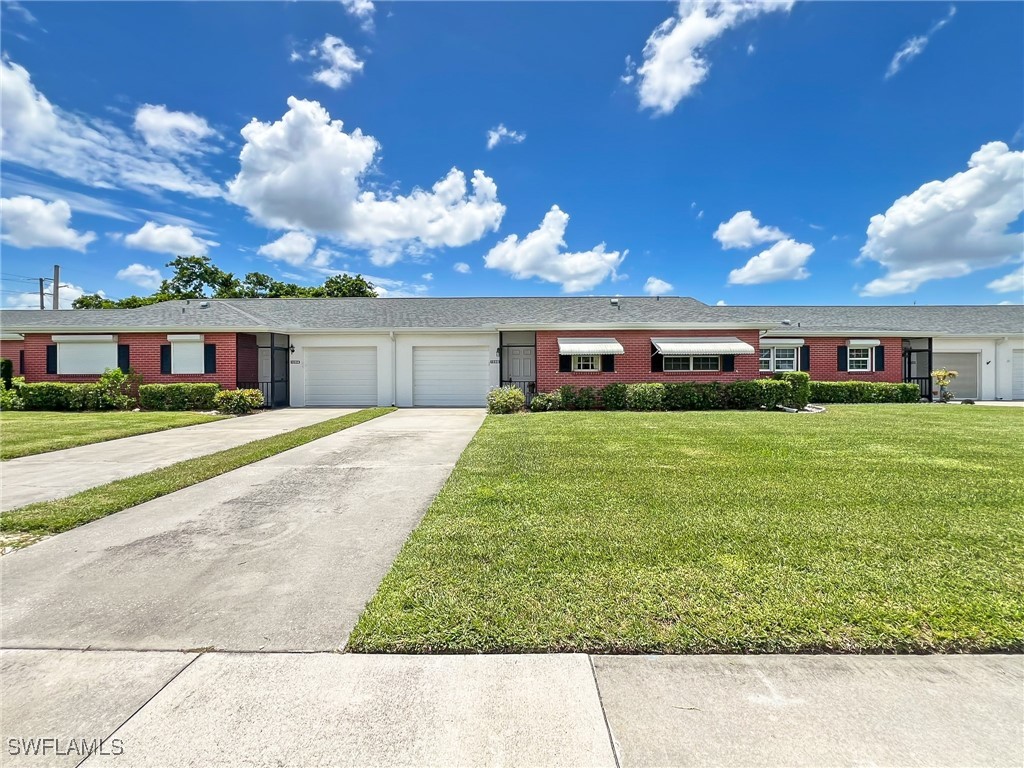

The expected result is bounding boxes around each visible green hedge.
[552,380,794,412]
[21,382,105,411]
[139,383,221,411]
[486,385,525,414]
[773,371,811,409]
[809,381,921,403]
[214,388,264,414]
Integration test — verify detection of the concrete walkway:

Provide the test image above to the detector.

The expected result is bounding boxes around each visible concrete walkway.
[0,408,485,652]
[1,407,353,510]
[1,651,1019,767]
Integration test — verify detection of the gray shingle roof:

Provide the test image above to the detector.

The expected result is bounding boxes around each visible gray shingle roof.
[1,297,1020,336]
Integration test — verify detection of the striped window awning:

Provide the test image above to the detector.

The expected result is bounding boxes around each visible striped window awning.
[557,337,625,355]
[651,337,756,356]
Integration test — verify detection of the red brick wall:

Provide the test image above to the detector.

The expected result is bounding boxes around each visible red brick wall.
[536,329,762,392]
[18,332,240,389]
[0,341,26,375]
[236,333,259,383]
[804,336,903,383]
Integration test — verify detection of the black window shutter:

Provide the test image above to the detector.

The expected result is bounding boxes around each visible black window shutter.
[204,344,217,374]
[800,345,811,372]
[601,354,615,373]
[837,346,848,372]
[46,344,57,374]
[117,344,130,373]
[874,345,885,371]
[558,355,571,373]
[650,343,663,373]
[721,355,735,372]
[160,345,172,375]
[19,349,25,375]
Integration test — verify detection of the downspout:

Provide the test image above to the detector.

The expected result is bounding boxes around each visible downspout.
[389,330,397,407]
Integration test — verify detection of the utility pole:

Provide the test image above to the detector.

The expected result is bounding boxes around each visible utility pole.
[52,265,60,310]
[38,278,45,310]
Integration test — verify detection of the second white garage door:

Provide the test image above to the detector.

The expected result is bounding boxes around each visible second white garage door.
[1013,349,1024,400]
[932,352,979,400]
[304,347,378,406]
[413,346,490,406]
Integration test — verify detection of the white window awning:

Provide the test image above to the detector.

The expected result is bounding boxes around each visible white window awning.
[51,334,118,343]
[558,337,624,355]
[849,338,881,347]
[761,337,804,346]
[651,337,756,356]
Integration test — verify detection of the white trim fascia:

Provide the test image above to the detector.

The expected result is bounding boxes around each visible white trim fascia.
[7,326,271,335]
[496,322,768,331]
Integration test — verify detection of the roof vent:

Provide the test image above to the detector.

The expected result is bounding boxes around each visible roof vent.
[610,298,620,308]
[199,301,210,309]
[781,319,791,325]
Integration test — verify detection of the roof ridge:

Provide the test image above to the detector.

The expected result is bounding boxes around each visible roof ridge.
[217,300,271,326]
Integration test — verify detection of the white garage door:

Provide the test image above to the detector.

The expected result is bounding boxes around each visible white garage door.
[1013,349,1024,400]
[413,346,489,406]
[932,352,979,400]
[304,347,378,406]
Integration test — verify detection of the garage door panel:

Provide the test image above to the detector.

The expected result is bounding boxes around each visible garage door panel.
[1013,350,1024,400]
[932,352,979,400]
[413,347,489,406]
[305,347,378,406]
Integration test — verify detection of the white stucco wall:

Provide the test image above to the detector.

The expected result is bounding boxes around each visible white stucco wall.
[933,336,1024,400]
[288,331,499,407]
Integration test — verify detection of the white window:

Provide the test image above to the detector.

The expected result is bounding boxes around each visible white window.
[760,347,798,372]
[171,341,205,374]
[664,356,720,372]
[572,355,600,372]
[848,347,872,372]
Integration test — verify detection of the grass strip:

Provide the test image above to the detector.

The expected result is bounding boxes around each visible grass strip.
[1,411,228,460]
[1,407,394,538]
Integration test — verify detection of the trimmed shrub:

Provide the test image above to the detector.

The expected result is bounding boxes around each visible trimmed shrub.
[773,371,810,409]
[0,358,12,390]
[487,385,526,414]
[214,388,265,414]
[600,383,628,411]
[21,382,101,411]
[626,382,665,411]
[809,381,921,404]
[663,382,727,411]
[0,386,24,411]
[726,379,793,410]
[530,391,562,412]
[574,386,599,411]
[95,368,141,411]
[139,383,221,411]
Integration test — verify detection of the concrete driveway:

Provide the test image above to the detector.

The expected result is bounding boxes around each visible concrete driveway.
[0,408,485,652]
[1,408,353,509]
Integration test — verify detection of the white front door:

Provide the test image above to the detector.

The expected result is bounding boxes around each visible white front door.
[413,346,490,406]
[304,347,378,406]
[507,346,536,383]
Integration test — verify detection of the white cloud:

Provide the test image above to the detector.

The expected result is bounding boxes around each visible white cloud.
[0,195,96,251]
[620,55,636,84]
[486,124,526,150]
[713,210,786,249]
[116,263,164,291]
[987,265,1024,295]
[633,1,794,115]
[310,35,364,90]
[134,104,217,154]
[859,142,1024,296]
[340,0,375,32]
[256,231,336,269]
[3,1,38,25]
[123,221,218,256]
[421,272,434,281]
[715,299,727,305]
[227,97,504,258]
[0,58,221,198]
[484,205,625,293]
[747,43,756,55]
[728,238,813,285]
[643,276,674,295]
[453,262,471,274]
[886,5,955,79]
[4,282,93,310]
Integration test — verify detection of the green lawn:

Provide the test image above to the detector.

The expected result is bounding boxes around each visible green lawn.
[0,411,227,460]
[350,406,1024,654]
[1,408,395,543]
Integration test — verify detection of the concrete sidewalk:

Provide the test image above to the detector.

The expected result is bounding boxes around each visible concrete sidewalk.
[0,408,353,509]
[1,651,1019,767]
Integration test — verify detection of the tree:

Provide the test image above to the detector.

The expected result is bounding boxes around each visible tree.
[160,255,241,298]
[320,273,377,298]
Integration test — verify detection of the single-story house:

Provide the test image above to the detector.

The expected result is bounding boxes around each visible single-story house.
[0,297,1021,406]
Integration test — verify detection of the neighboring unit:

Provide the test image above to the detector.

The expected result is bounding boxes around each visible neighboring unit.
[0,298,1021,406]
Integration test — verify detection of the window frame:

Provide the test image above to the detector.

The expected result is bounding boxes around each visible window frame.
[662,355,720,373]
[847,346,873,372]
[572,354,601,372]
[760,346,798,373]
[170,340,206,374]
[55,342,118,375]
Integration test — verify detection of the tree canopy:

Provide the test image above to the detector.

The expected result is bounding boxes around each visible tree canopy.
[73,256,378,309]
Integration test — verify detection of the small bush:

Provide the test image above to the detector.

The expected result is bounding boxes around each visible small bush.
[726,379,793,410]
[809,381,921,404]
[574,386,599,411]
[0,386,24,411]
[773,371,810,409]
[557,385,580,410]
[20,382,102,411]
[139,383,221,411]
[0,358,12,390]
[95,368,141,411]
[663,382,727,410]
[530,391,562,412]
[600,383,628,411]
[487,385,526,414]
[214,388,265,414]
[626,382,665,411]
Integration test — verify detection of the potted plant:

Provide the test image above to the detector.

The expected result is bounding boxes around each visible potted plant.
[931,368,959,403]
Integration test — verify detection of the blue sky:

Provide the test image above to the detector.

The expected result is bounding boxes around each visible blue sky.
[1,0,1021,307]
